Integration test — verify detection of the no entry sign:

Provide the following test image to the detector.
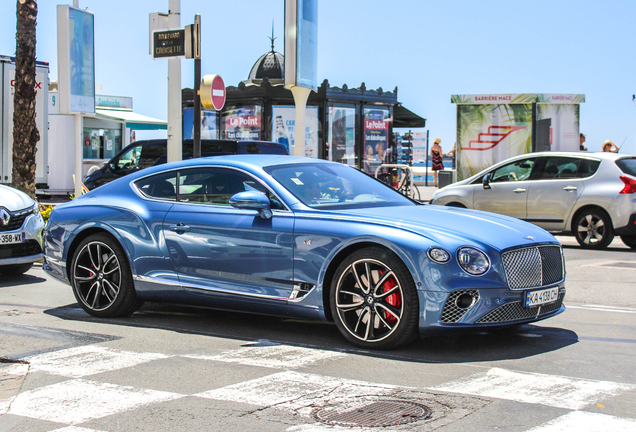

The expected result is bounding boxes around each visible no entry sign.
[200,74,225,111]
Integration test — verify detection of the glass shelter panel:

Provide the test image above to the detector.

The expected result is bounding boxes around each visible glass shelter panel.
[327,104,357,167]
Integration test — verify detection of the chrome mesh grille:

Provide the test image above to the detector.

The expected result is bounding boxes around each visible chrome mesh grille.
[475,293,564,324]
[502,245,564,290]
[441,289,480,323]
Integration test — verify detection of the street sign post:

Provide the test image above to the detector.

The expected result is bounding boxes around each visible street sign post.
[200,74,226,111]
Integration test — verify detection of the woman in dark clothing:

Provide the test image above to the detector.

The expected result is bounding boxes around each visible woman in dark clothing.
[431,137,444,187]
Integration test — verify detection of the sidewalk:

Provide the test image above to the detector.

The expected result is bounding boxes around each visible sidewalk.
[415,184,439,203]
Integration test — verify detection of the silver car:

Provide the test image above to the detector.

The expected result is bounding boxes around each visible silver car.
[0,184,45,275]
[431,152,636,250]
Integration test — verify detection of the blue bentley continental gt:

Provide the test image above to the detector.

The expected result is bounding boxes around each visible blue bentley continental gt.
[43,155,566,349]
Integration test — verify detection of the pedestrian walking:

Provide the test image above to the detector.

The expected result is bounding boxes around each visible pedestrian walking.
[601,140,618,153]
[431,137,444,187]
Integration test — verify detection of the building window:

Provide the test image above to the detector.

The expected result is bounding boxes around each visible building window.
[83,127,122,159]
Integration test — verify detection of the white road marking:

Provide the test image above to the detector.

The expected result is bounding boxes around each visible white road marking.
[184,339,345,369]
[0,363,29,414]
[0,363,29,376]
[196,370,395,408]
[526,411,636,431]
[27,345,168,377]
[288,425,388,432]
[431,367,635,410]
[51,427,103,432]
[567,304,636,314]
[8,379,182,424]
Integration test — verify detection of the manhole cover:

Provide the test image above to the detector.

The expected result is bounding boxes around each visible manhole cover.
[314,400,431,427]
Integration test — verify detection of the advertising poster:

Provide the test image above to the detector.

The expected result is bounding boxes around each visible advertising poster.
[412,132,428,163]
[69,7,95,113]
[327,106,356,166]
[453,94,536,180]
[363,108,389,174]
[222,105,261,140]
[271,105,319,157]
[183,108,217,140]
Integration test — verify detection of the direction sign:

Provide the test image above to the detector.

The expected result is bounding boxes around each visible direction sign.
[200,74,226,111]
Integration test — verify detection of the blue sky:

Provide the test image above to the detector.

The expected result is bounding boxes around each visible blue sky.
[2,0,635,155]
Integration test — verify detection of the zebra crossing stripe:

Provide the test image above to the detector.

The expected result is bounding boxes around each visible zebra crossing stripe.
[526,411,636,431]
[184,339,345,369]
[196,370,396,408]
[430,367,635,410]
[26,345,168,378]
[8,379,182,424]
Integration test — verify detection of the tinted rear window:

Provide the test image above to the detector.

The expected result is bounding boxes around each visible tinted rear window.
[616,158,636,176]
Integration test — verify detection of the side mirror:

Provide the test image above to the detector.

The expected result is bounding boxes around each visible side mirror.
[482,173,492,189]
[229,191,272,219]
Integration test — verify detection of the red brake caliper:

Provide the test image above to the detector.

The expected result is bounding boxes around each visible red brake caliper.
[380,271,401,325]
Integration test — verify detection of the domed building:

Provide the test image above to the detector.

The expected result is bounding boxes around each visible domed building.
[182,40,425,173]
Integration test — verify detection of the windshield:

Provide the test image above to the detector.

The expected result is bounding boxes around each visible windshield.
[265,163,416,209]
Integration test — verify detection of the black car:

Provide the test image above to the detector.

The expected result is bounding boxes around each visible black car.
[84,139,288,190]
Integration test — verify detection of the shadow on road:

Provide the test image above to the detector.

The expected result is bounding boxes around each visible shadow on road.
[44,301,578,365]
[0,273,47,288]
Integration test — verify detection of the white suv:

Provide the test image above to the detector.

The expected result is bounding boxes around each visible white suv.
[0,184,45,275]
[431,152,636,250]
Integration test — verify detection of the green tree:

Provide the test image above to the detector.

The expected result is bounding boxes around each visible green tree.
[12,0,39,199]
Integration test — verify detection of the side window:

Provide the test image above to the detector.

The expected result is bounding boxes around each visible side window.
[139,142,166,169]
[539,157,594,180]
[490,158,536,183]
[135,171,177,201]
[116,145,143,170]
[177,167,284,209]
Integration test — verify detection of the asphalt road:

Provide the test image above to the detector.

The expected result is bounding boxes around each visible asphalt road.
[0,241,635,431]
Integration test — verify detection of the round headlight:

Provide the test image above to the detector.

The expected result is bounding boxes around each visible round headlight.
[457,247,490,275]
[428,247,450,263]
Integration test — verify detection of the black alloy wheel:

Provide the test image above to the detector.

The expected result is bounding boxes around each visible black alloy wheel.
[573,209,614,250]
[70,233,142,317]
[330,247,419,349]
[620,235,636,249]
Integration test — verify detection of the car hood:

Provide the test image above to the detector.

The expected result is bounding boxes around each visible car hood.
[336,204,557,251]
[0,184,35,211]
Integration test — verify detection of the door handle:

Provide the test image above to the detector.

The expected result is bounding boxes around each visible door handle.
[169,223,191,232]
[563,186,578,192]
[513,188,526,193]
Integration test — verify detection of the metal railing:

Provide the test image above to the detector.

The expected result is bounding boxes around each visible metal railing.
[374,164,421,201]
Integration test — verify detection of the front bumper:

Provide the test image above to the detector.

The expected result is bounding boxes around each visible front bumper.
[422,283,566,329]
[0,213,44,266]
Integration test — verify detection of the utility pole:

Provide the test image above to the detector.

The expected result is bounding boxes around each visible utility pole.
[167,0,182,162]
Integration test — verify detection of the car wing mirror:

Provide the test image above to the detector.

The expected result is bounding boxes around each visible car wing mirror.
[229,191,272,219]
[482,173,492,189]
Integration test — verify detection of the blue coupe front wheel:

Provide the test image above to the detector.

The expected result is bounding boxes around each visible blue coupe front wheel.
[70,233,142,318]
[330,247,419,349]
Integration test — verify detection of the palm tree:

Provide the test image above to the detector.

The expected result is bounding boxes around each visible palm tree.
[12,0,39,199]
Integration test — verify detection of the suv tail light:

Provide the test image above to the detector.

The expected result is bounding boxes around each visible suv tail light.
[619,176,636,194]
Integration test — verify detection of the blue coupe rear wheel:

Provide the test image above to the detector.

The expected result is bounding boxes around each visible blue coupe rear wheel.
[330,247,419,349]
[70,234,142,317]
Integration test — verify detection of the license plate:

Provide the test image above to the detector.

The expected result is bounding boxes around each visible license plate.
[0,232,25,245]
[525,287,559,307]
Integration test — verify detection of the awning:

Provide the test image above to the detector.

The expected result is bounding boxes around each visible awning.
[95,108,167,130]
[394,104,426,128]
